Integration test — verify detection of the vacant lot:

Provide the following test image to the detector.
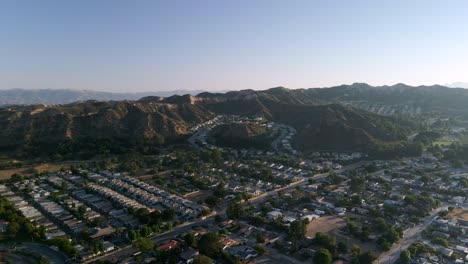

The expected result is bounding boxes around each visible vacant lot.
[0,161,83,180]
[448,207,468,221]
[306,215,377,252]
[184,190,212,202]
[306,215,345,239]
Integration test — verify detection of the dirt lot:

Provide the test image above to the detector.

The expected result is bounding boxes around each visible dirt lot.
[306,215,346,239]
[184,190,212,202]
[448,207,468,221]
[306,215,377,252]
[137,169,175,180]
[0,161,83,180]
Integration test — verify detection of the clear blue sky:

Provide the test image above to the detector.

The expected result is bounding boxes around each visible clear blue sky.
[1,0,467,92]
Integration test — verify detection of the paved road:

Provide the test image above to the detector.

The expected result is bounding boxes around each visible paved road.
[375,205,447,264]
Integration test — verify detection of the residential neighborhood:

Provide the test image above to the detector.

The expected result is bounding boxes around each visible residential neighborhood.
[0,135,466,264]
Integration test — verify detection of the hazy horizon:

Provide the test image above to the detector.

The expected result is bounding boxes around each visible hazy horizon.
[1,0,468,92]
[1,82,468,93]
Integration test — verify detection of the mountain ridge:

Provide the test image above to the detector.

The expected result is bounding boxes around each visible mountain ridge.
[2,83,468,111]
[0,88,415,157]
[0,88,210,106]
[4,82,467,157]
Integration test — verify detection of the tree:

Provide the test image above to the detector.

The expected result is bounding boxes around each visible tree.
[128,230,138,241]
[93,241,104,253]
[162,209,176,221]
[48,238,78,257]
[350,177,365,193]
[397,250,411,264]
[254,244,268,255]
[404,195,417,205]
[289,220,307,251]
[355,251,377,264]
[7,222,20,238]
[374,217,387,232]
[351,245,361,258]
[313,248,332,264]
[98,241,104,252]
[256,233,266,243]
[377,237,391,251]
[140,226,151,237]
[350,195,362,206]
[204,196,221,208]
[226,202,244,220]
[135,208,150,220]
[184,233,197,248]
[38,225,47,240]
[198,232,221,258]
[10,173,23,182]
[38,256,50,264]
[147,210,163,226]
[132,237,154,252]
[314,232,336,255]
[151,225,160,233]
[383,226,401,244]
[337,241,348,253]
[193,255,212,264]
[431,237,448,247]
[60,181,68,191]
[213,184,226,198]
[214,215,223,223]
[77,205,87,219]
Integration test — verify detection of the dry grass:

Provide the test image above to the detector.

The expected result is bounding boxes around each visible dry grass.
[306,215,345,239]
[183,190,212,202]
[448,207,468,221]
[0,161,83,180]
[306,215,378,252]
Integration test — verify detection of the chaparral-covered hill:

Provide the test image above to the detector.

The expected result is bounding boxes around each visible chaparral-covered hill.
[0,86,421,158]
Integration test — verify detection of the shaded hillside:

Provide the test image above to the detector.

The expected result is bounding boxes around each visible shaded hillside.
[200,93,413,151]
[0,88,416,157]
[262,101,409,151]
[0,99,213,157]
[304,83,468,117]
[201,83,468,118]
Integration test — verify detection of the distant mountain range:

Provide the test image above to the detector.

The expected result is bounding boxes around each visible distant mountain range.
[1,83,468,157]
[0,88,208,106]
[305,83,468,117]
[445,82,468,89]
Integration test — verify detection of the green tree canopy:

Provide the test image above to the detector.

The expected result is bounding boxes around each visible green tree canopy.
[198,232,222,258]
[132,237,154,252]
[193,255,212,264]
[226,201,244,220]
[313,248,332,264]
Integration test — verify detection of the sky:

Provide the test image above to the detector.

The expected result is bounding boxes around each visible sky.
[1,0,468,92]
